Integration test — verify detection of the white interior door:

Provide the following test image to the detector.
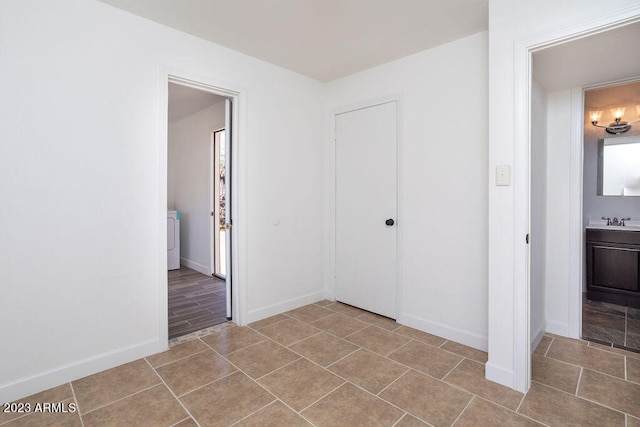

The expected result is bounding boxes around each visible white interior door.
[335,101,397,319]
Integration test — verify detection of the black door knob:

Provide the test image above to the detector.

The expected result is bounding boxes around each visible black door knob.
[385,219,395,226]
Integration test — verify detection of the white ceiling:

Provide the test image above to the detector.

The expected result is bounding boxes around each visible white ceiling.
[533,22,640,92]
[97,0,488,82]
[168,83,225,121]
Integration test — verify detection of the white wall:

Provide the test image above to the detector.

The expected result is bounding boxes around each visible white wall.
[529,79,547,349]
[544,90,574,335]
[487,0,640,390]
[326,32,489,351]
[168,101,226,274]
[0,0,325,402]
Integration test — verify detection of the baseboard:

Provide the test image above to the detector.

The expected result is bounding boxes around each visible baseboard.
[545,319,570,337]
[485,362,514,389]
[0,339,164,403]
[531,321,547,352]
[180,258,210,275]
[247,290,326,324]
[399,313,488,352]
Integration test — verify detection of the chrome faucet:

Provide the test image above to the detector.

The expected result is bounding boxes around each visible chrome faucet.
[602,216,631,226]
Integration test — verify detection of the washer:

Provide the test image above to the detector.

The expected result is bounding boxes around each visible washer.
[167,210,180,270]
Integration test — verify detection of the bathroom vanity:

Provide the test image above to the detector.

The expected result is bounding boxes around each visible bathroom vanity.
[586,227,640,308]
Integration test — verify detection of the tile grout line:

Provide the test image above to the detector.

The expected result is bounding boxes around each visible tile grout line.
[78,383,163,417]
[389,412,411,427]
[142,357,202,426]
[147,347,211,370]
[450,394,475,426]
[575,367,583,395]
[441,356,466,381]
[531,379,632,419]
[68,382,85,427]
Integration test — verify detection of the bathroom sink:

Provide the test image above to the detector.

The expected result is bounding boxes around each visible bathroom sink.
[587,219,640,231]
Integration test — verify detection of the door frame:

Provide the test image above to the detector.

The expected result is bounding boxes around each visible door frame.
[510,10,640,392]
[157,68,248,348]
[328,95,404,321]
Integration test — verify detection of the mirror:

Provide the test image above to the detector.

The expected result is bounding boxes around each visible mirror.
[598,136,640,196]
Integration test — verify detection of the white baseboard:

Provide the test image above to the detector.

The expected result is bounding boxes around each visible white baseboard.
[247,290,326,324]
[485,362,514,389]
[180,258,210,275]
[399,313,488,352]
[0,339,164,403]
[531,321,547,352]
[545,320,570,337]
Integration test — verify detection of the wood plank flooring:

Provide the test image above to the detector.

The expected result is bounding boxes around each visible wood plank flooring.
[168,266,227,339]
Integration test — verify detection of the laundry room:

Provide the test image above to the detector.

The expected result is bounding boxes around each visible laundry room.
[166,82,230,338]
[167,82,227,275]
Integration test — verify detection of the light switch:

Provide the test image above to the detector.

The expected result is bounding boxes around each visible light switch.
[496,165,511,186]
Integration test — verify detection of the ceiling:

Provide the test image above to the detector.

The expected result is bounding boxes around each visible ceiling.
[533,22,640,92]
[102,1,640,104]
[97,0,488,82]
[168,83,225,121]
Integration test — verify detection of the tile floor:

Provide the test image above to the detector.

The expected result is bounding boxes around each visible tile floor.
[582,294,640,352]
[168,267,227,339]
[3,301,640,426]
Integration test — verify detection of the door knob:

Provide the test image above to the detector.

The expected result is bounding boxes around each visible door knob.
[385,219,395,226]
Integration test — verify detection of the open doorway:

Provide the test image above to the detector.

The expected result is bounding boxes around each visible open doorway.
[166,81,233,339]
[505,17,640,391]
[581,80,640,351]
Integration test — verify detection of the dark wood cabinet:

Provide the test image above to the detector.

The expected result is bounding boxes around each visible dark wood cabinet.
[586,228,640,308]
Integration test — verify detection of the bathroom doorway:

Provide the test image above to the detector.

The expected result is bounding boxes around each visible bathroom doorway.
[580,80,640,352]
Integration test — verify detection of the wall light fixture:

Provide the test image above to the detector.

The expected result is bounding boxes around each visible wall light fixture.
[590,105,640,134]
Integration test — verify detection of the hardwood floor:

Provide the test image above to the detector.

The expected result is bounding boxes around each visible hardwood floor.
[168,266,227,339]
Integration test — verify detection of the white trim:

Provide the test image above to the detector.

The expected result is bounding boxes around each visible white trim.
[531,320,546,353]
[0,339,160,403]
[546,320,570,337]
[485,362,514,389]
[247,291,326,323]
[513,38,532,394]
[402,314,488,351]
[329,94,404,320]
[160,67,249,328]
[180,258,210,276]
[509,5,640,392]
[569,87,584,340]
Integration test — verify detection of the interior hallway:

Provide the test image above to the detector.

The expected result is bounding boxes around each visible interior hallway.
[3,301,640,426]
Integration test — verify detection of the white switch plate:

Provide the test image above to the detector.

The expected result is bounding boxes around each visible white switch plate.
[496,165,511,186]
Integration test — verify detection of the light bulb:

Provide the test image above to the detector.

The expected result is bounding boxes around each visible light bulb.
[610,107,626,120]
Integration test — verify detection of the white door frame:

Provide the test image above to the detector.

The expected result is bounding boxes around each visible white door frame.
[157,68,248,348]
[511,9,640,392]
[328,95,404,321]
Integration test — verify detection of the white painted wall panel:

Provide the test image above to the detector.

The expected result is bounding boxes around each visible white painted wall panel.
[0,0,325,401]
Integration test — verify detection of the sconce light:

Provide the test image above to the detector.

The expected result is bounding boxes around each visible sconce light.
[590,104,640,134]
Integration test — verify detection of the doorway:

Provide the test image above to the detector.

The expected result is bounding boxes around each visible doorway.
[166,79,234,339]
[517,16,640,391]
[334,100,399,319]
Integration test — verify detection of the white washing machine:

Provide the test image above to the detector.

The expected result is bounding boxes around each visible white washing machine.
[167,210,180,270]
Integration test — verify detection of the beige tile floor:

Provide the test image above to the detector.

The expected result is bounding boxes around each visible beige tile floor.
[3,301,640,426]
